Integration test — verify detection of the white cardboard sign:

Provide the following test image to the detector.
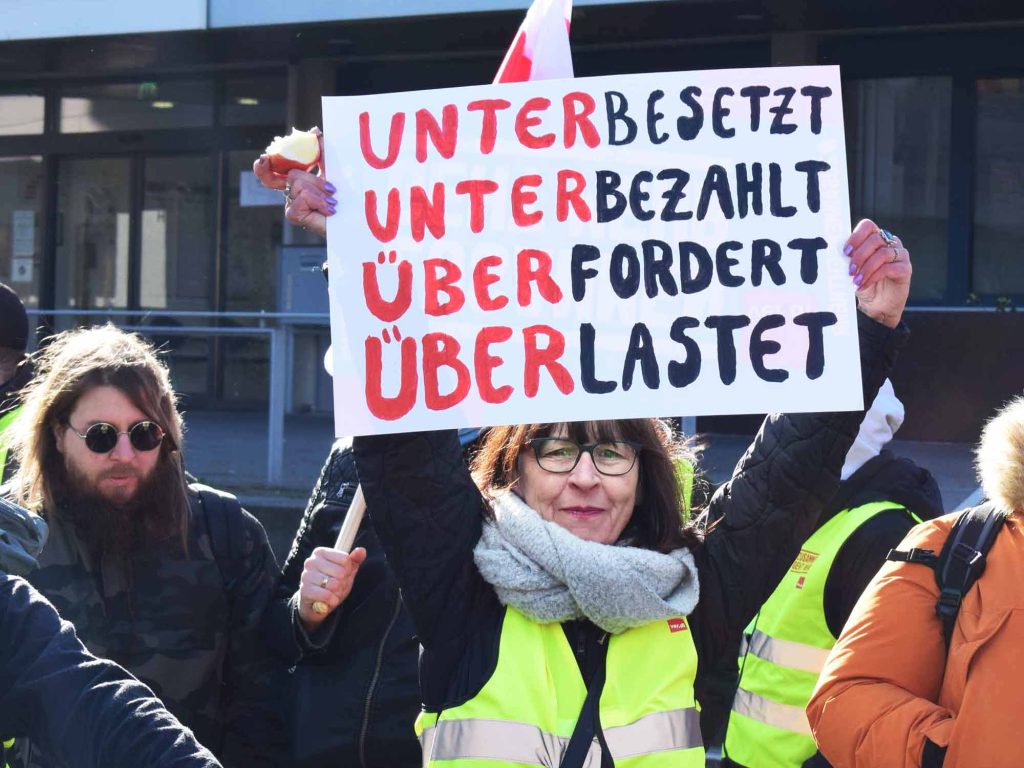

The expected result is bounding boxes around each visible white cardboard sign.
[323,65,860,437]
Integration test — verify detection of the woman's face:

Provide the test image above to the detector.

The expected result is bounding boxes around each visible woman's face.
[514,425,639,545]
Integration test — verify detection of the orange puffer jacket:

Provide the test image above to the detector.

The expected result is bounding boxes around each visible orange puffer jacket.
[807,511,1024,767]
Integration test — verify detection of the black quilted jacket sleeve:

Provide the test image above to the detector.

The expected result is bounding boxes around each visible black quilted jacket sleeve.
[690,311,909,700]
[353,430,495,653]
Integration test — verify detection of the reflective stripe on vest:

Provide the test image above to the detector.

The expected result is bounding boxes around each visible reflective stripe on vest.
[416,606,703,768]
[731,688,812,736]
[744,629,831,675]
[421,708,701,766]
[725,501,919,768]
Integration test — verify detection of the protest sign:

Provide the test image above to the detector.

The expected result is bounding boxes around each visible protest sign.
[322,65,859,437]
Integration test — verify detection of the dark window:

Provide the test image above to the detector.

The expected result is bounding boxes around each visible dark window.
[972,77,1024,297]
[845,77,952,303]
[55,157,131,309]
[60,80,214,133]
[222,76,287,127]
[141,155,215,310]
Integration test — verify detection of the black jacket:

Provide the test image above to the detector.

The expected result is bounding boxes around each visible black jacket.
[353,312,907,754]
[1,575,222,768]
[261,438,421,768]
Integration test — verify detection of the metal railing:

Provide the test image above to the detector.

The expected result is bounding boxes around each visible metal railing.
[25,308,330,485]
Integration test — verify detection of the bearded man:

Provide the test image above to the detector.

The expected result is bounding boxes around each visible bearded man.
[4,325,284,768]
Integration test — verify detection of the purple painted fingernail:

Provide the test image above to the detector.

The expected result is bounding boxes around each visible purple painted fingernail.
[325,183,337,194]
[843,244,853,256]
[854,273,864,286]
[326,196,338,206]
[327,206,337,216]
[848,263,857,276]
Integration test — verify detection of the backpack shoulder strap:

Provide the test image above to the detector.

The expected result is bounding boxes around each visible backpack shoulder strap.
[190,482,245,592]
[887,503,1006,648]
[933,503,1005,646]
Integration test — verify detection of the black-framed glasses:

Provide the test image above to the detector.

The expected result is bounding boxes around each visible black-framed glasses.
[66,421,166,454]
[525,437,641,476]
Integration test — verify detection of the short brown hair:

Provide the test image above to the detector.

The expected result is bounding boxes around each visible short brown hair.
[471,419,702,553]
[7,325,188,528]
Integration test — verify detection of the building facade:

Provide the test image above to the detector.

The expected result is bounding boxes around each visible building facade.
[0,0,1021,439]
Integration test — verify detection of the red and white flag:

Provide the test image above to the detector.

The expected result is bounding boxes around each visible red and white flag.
[494,0,574,84]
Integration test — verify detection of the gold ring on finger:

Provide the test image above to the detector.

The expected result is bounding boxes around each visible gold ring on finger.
[891,247,900,263]
[312,600,329,615]
[318,575,330,589]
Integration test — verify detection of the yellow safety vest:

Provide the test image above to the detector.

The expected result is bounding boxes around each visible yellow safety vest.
[417,606,703,767]
[723,500,918,767]
[0,405,19,482]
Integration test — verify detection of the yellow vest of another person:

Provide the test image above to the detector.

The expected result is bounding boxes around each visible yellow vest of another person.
[416,606,702,768]
[0,405,20,482]
[723,500,917,767]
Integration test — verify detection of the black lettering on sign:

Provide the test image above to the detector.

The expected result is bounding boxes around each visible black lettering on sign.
[750,314,788,383]
[605,91,637,146]
[794,311,838,379]
[704,314,751,385]
[579,323,616,394]
[623,323,659,391]
[668,317,702,387]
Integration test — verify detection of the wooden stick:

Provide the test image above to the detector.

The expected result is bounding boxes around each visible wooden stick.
[334,484,367,552]
[312,485,368,616]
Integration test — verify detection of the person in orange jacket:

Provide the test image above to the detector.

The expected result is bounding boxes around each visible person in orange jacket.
[807,394,1024,767]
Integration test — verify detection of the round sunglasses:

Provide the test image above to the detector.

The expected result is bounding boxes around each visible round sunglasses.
[66,420,166,454]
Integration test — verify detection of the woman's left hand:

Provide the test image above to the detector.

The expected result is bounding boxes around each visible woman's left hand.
[845,218,912,329]
[252,127,333,238]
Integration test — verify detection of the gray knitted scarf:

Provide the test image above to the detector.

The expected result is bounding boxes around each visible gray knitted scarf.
[473,490,699,634]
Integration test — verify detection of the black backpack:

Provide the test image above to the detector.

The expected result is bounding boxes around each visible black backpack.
[887,502,1006,647]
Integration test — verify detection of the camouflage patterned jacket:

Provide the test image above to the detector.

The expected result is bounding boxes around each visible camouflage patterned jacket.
[20,486,285,768]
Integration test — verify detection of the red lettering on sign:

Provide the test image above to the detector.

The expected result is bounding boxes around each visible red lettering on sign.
[415,104,458,163]
[365,336,418,420]
[455,179,499,234]
[511,175,543,227]
[410,183,445,242]
[563,92,600,149]
[365,188,401,243]
[523,325,574,397]
[473,256,508,312]
[423,259,464,316]
[515,97,556,149]
[422,332,471,411]
[359,111,405,170]
[475,326,514,404]
[517,249,563,307]
[467,98,512,155]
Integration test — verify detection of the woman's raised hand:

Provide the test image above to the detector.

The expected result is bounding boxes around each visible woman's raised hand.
[295,545,367,632]
[844,218,912,329]
[253,127,334,238]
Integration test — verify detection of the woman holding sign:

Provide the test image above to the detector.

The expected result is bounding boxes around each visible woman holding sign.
[258,149,912,765]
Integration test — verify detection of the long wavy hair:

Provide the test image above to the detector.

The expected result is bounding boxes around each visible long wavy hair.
[7,325,188,537]
[471,419,703,553]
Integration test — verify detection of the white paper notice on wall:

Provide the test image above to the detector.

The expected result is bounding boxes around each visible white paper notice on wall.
[13,210,34,257]
[11,258,32,283]
[322,65,860,437]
